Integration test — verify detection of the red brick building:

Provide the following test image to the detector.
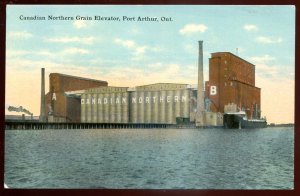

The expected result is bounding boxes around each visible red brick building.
[45,73,108,122]
[205,52,261,119]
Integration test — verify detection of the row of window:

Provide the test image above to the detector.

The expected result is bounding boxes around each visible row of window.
[137,85,186,91]
[87,88,128,93]
[87,85,187,93]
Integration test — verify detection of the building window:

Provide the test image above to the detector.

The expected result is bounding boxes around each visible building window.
[224,60,227,64]
[225,82,227,86]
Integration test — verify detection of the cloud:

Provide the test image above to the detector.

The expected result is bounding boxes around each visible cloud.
[100,63,196,86]
[62,47,89,55]
[249,54,276,64]
[8,31,33,39]
[6,50,30,58]
[73,20,87,29]
[114,38,149,58]
[6,50,53,58]
[184,44,197,55]
[249,54,294,79]
[46,36,94,44]
[250,57,294,86]
[256,75,294,124]
[128,27,141,35]
[256,36,282,44]
[147,62,163,69]
[134,46,147,56]
[250,55,283,78]
[150,46,164,52]
[243,24,258,31]
[255,63,279,78]
[114,38,165,61]
[114,38,136,49]
[6,48,88,59]
[179,24,208,35]
[95,62,209,89]
[248,55,294,123]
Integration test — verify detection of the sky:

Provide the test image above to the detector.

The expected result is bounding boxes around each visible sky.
[5,5,295,124]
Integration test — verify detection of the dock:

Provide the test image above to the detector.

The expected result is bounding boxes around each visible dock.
[5,121,176,130]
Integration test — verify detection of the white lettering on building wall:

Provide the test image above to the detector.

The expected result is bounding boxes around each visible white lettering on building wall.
[81,96,188,105]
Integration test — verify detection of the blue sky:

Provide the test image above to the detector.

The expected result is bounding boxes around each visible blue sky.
[5,5,295,123]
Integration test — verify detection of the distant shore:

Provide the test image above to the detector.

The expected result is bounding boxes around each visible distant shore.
[268,123,294,128]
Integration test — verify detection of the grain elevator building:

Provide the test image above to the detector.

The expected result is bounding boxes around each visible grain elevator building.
[45,73,108,122]
[80,83,197,124]
[205,52,261,119]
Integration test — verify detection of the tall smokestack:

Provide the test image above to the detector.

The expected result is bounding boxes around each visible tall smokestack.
[196,41,205,127]
[40,68,46,122]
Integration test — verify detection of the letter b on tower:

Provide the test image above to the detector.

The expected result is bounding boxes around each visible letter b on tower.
[210,86,217,95]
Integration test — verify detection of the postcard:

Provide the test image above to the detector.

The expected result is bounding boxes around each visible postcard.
[4,5,295,190]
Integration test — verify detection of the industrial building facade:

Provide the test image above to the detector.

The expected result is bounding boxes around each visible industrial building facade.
[39,47,262,125]
[81,83,197,124]
[45,73,108,122]
[205,52,261,119]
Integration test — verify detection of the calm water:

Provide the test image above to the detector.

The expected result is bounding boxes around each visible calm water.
[5,127,294,189]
